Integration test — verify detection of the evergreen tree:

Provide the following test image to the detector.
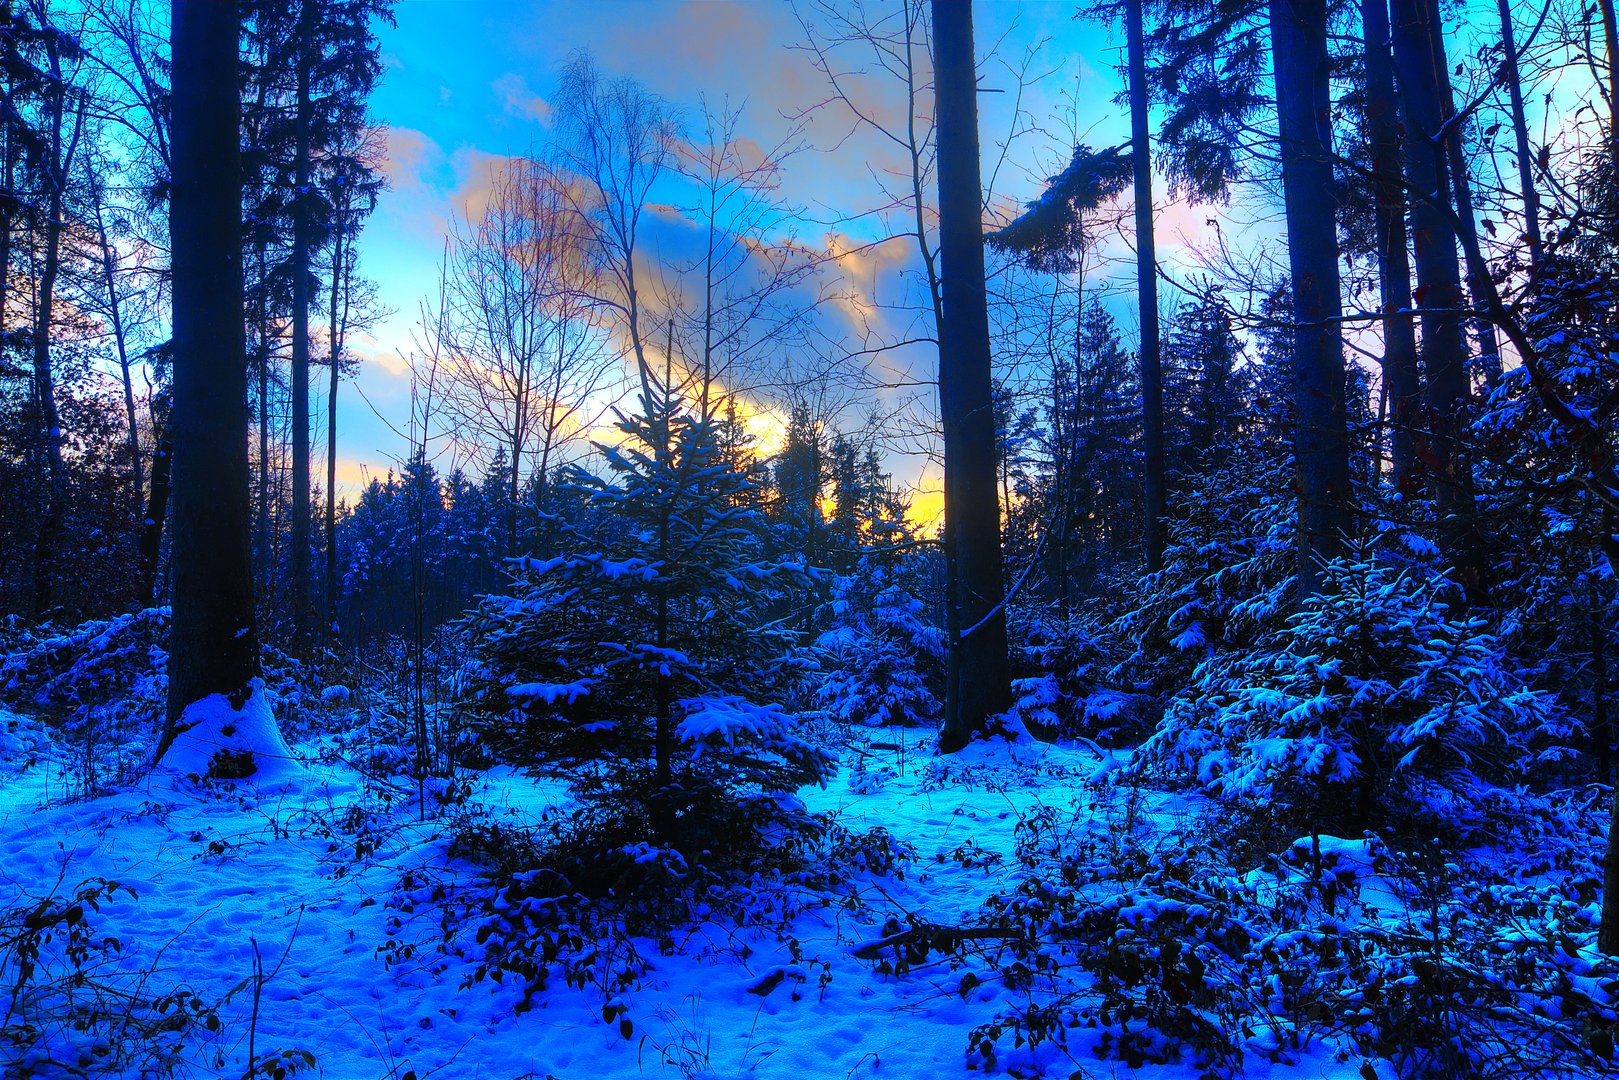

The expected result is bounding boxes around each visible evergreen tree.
[457,369,831,853]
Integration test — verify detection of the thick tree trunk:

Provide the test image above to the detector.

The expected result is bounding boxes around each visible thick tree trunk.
[1362,0,1422,497]
[933,0,1012,751]
[1391,0,1490,603]
[161,0,262,744]
[1126,0,1166,574]
[289,0,314,640]
[1269,0,1355,596]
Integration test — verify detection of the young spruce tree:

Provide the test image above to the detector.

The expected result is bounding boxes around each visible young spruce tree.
[457,365,831,863]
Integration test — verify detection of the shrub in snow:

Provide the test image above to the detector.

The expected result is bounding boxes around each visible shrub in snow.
[1137,539,1575,835]
[0,609,326,790]
[941,800,1619,1079]
[455,376,833,873]
[0,608,168,791]
[1005,607,1141,742]
[813,571,943,730]
[0,874,290,1078]
[1113,451,1295,694]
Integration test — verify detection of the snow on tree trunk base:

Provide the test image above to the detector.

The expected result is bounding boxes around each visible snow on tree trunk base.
[157,681,299,783]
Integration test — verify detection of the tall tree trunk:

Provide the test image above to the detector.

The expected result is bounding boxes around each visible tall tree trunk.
[934,0,1012,751]
[1409,0,1504,388]
[1599,0,1619,173]
[1362,0,1422,496]
[161,0,262,748]
[1126,0,1166,575]
[289,0,314,640]
[1392,0,1490,603]
[324,222,343,637]
[255,243,271,591]
[29,39,82,618]
[1269,0,1355,596]
[138,393,172,608]
[1497,0,1542,263]
[0,18,12,345]
[92,185,144,515]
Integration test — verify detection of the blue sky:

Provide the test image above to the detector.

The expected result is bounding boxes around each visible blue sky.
[331,0,1224,510]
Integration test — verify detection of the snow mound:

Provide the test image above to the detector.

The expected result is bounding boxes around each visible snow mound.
[158,680,301,784]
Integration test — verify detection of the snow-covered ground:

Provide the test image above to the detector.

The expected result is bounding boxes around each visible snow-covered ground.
[0,708,1585,1079]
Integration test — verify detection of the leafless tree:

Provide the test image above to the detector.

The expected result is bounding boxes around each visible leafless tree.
[442,154,615,555]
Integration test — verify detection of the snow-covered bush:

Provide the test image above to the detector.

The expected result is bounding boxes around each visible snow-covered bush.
[944,799,1618,1079]
[1006,606,1140,741]
[1138,539,1575,835]
[813,571,943,730]
[0,609,339,790]
[0,608,168,791]
[1113,451,1295,693]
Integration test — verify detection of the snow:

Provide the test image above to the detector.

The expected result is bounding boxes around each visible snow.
[157,681,303,785]
[507,678,593,704]
[0,713,1111,1079]
[0,700,1605,1080]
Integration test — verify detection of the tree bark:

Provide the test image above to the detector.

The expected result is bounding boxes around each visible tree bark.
[161,0,262,744]
[91,181,144,515]
[29,35,83,618]
[1497,0,1541,263]
[933,0,1012,751]
[1269,0,1355,596]
[325,220,343,636]
[1126,0,1166,574]
[137,393,171,608]
[1362,0,1422,497]
[289,0,314,640]
[1391,0,1490,603]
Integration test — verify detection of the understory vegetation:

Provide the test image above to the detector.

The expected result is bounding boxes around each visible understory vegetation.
[8,0,1619,1076]
[5,364,1619,1077]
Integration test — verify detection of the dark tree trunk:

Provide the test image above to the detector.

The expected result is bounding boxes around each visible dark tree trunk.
[1430,18,1502,391]
[91,186,144,517]
[1391,0,1490,603]
[0,24,13,344]
[255,243,271,591]
[29,37,82,618]
[933,0,1012,752]
[1599,0,1619,173]
[160,0,262,746]
[289,0,314,640]
[1126,0,1166,574]
[1362,0,1422,497]
[325,222,342,637]
[1269,0,1355,596]
[137,394,172,608]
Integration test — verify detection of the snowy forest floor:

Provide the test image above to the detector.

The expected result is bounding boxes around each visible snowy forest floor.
[0,705,1609,1080]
